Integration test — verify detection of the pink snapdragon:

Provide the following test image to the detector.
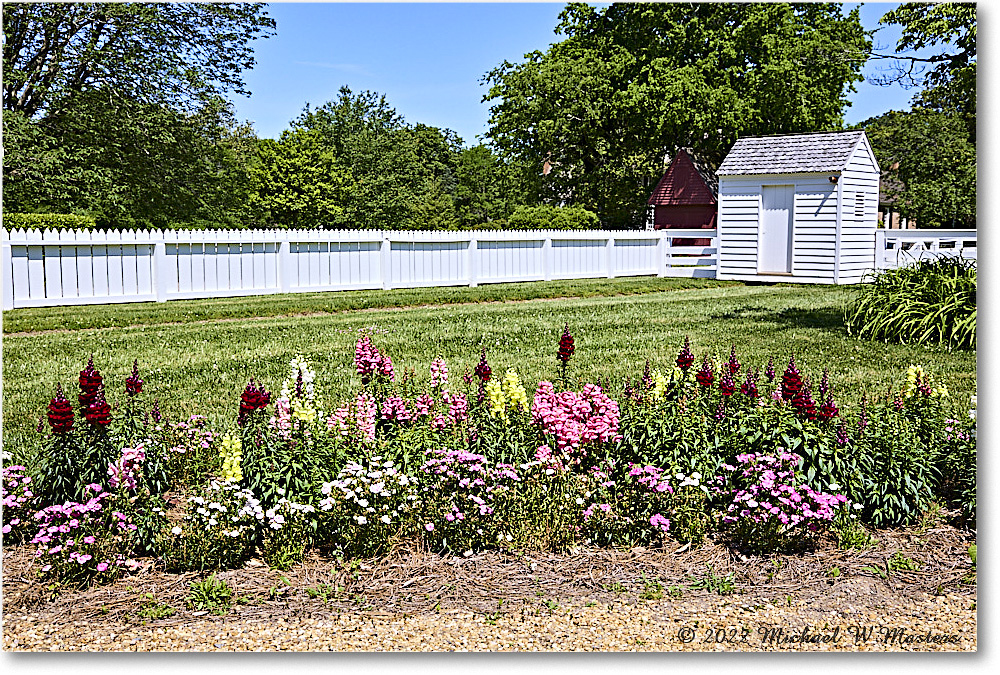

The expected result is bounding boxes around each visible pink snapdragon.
[531,381,621,461]
[430,357,449,389]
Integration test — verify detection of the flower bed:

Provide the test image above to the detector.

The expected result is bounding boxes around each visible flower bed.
[1,329,976,586]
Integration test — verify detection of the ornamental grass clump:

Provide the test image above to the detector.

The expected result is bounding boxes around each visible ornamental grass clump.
[844,255,976,350]
[713,451,847,553]
[318,455,418,557]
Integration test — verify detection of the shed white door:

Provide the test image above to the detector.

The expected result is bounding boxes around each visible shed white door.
[758,185,794,274]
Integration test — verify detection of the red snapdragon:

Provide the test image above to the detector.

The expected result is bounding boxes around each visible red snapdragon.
[675,337,694,371]
[47,384,75,433]
[125,359,143,396]
[78,356,103,410]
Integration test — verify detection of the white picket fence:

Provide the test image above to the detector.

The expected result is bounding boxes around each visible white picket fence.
[1,228,719,309]
[876,229,977,271]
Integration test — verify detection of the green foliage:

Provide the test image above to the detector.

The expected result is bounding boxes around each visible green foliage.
[686,565,735,596]
[137,593,176,620]
[186,574,233,615]
[2,213,97,231]
[506,205,601,230]
[2,3,274,119]
[485,2,869,227]
[860,109,976,229]
[841,400,937,528]
[246,131,349,229]
[879,3,976,126]
[845,257,976,350]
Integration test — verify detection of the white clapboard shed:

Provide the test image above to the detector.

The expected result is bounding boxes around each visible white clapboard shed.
[715,130,880,284]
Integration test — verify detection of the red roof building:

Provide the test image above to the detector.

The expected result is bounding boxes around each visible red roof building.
[647,149,717,231]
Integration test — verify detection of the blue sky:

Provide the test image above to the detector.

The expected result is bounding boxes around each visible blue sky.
[231,2,941,145]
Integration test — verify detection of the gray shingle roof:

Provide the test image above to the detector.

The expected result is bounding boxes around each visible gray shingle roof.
[716,130,865,175]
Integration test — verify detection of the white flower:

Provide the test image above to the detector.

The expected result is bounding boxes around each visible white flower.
[575,497,584,505]
[380,515,391,524]
[370,482,385,494]
[208,518,218,526]
[828,483,841,491]
[747,499,759,508]
[171,526,182,535]
[355,515,368,525]
[357,498,369,508]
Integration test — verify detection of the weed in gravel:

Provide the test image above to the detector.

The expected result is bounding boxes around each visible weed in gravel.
[639,574,664,600]
[668,585,684,598]
[861,564,887,579]
[305,583,336,603]
[888,552,919,572]
[137,593,176,620]
[543,599,559,612]
[687,565,735,596]
[605,581,626,594]
[485,599,504,625]
[187,573,232,615]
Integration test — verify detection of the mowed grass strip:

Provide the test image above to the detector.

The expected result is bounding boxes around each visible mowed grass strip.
[2,276,738,334]
[2,281,976,462]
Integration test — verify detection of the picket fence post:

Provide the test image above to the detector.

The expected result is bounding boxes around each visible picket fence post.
[152,231,170,302]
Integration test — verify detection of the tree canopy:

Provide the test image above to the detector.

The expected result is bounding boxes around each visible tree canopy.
[484,2,870,227]
[3,2,274,119]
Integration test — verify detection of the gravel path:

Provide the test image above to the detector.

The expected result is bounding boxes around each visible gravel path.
[3,593,975,651]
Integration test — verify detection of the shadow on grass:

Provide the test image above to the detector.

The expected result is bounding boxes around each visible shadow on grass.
[709,305,847,334]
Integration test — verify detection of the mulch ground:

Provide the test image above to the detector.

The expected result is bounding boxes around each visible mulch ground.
[2,521,976,651]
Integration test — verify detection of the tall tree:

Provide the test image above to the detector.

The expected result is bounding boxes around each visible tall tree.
[860,109,975,229]
[484,2,869,227]
[3,2,274,119]
[874,2,976,129]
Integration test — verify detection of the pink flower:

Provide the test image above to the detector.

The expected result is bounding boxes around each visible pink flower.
[425,523,435,532]
[96,562,109,572]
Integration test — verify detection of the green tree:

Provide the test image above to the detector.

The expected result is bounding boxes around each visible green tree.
[3,2,274,119]
[875,2,976,132]
[290,87,425,230]
[860,109,975,229]
[455,145,520,227]
[484,2,869,228]
[3,90,258,229]
[246,130,351,230]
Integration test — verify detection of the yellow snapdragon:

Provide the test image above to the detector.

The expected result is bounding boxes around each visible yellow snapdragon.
[650,369,668,402]
[220,432,242,483]
[503,369,529,412]
[485,379,506,418]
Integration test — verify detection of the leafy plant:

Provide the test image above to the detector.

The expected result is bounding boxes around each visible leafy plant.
[138,593,176,620]
[686,565,736,596]
[845,256,976,350]
[187,574,233,615]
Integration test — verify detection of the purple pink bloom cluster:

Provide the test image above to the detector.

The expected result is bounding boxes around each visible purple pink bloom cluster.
[107,444,146,491]
[715,452,848,533]
[355,336,395,385]
[2,465,36,538]
[30,484,136,577]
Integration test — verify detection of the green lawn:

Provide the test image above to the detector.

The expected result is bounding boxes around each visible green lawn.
[2,278,976,463]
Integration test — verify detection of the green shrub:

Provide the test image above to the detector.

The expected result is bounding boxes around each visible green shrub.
[3,212,97,231]
[506,205,601,230]
[845,256,976,350]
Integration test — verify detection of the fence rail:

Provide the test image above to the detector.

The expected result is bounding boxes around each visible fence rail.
[2,228,719,309]
[875,229,977,271]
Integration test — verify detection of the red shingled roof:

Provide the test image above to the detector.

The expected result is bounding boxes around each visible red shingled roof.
[647,149,717,206]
